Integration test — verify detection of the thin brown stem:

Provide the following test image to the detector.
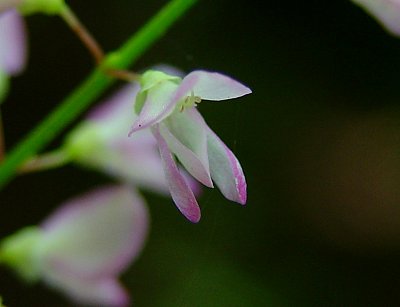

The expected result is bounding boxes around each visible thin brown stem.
[59,5,142,82]
[60,5,105,64]
[105,69,141,82]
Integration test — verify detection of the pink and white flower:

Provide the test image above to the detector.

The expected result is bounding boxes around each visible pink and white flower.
[0,185,149,306]
[129,69,251,223]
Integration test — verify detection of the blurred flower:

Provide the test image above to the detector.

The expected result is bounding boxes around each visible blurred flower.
[0,9,26,75]
[0,185,148,306]
[351,0,400,36]
[0,9,26,101]
[64,83,200,195]
[130,70,251,222]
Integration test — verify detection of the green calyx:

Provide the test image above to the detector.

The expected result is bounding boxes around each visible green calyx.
[135,70,181,114]
[139,70,181,91]
[64,122,102,162]
[18,0,67,16]
[0,227,43,282]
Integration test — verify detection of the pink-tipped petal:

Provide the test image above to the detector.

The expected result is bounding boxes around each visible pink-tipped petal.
[174,70,252,102]
[0,10,26,75]
[207,131,247,204]
[187,108,247,204]
[152,124,201,223]
[129,81,178,134]
[41,186,149,279]
[351,0,400,36]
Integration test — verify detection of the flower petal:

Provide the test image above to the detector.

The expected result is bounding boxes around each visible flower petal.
[152,124,201,223]
[66,84,177,194]
[87,83,139,125]
[162,111,213,187]
[173,70,252,103]
[40,186,149,278]
[43,275,129,307]
[351,0,400,36]
[98,131,171,194]
[187,108,247,204]
[129,79,178,134]
[0,10,26,75]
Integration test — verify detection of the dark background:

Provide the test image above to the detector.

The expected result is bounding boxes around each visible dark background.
[2,0,400,305]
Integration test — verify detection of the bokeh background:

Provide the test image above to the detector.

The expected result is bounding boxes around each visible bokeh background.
[2,0,400,306]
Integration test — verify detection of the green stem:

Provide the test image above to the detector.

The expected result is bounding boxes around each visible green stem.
[0,0,198,189]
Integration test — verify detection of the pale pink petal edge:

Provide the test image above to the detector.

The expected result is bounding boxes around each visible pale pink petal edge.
[152,124,201,223]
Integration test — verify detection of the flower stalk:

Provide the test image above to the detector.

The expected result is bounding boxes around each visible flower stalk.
[59,4,105,64]
[0,0,198,190]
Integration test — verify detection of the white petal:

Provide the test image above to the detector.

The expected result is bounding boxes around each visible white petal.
[129,80,178,134]
[187,108,247,204]
[162,111,212,187]
[173,70,252,102]
[40,186,149,279]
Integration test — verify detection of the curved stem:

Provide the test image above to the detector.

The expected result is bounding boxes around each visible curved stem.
[59,4,105,64]
[0,0,197,189]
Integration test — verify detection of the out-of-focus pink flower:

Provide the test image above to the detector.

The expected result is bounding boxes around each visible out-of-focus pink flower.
[129,69,251,223]
[65,83,200,196]
[0,185,148,306]
[0,9,26,75]
[351,0,400,36]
